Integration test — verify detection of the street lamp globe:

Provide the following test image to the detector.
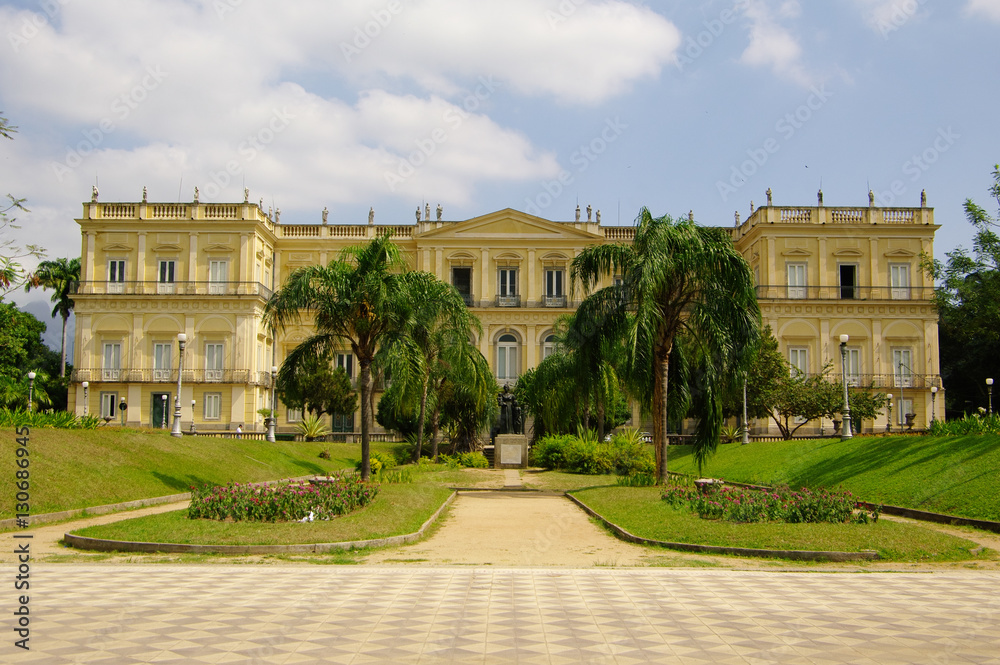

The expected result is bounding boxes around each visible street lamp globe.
[885,393,893,432]
[26,371,36,414]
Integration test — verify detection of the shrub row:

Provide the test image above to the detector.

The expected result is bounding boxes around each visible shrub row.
[662,483,881,525]
[531,429,654,476]
[439,451,490,469]
[928,413,1000,436]
[0,408,102,429]
[188,475,379,522]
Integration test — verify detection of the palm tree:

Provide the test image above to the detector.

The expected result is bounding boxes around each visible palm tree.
[264,234,410,481]
[560,312,626,442]
[25,257,80,377]
[571,208,760,481]
[380,272,482,462]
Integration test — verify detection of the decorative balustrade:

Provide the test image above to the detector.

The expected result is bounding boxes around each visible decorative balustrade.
[496,295,521,308]
[72,281,272,298]
[86,202,274,231]
[543,295,567,308]
[755,285,934,301]
[71,369,262,385]
[603,227,635,241]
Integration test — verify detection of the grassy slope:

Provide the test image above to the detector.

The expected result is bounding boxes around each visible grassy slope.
[666,435,1000,521]
[573,486,985,562]
[1,428,402,518]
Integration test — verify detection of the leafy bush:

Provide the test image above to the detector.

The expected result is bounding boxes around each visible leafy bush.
[532,430,654,476]
[616,472,657,487]
[665,484,881,525]
[356,450,397,475]
[928,413,1000,436]
[0,407,101,429]
[296,414,330,441]
[318,450,331,460]
[439,451,490,469]
[188,475,378,522]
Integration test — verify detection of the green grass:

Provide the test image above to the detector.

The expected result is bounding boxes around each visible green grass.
[69,466,495,547]
[1,428,403,519]
[573,486,991,563]
[521,470,620,491]
[667,435,1000,521]
[70,474,457,546]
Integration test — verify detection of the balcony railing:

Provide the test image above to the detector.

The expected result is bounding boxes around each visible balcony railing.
[798,373,941,389]
[756,285,934,301]
[496,295,521,307]
[73,281,273,298]
[459,293,475,307]
[543,295,567,308]
[72,368,269,385]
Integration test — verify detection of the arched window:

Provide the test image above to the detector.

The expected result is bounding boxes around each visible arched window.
[542,334,556,360]
[496,334,519,382]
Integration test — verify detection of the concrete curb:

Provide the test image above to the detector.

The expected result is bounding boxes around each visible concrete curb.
[63,491,457,555]
[565,493,880,562]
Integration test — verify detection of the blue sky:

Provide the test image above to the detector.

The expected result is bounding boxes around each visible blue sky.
[2,0,999,347]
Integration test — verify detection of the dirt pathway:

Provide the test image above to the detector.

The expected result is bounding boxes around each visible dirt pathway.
[364,491,663,567]
[0,501,190,563]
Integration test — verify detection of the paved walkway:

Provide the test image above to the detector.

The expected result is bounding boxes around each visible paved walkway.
[4,565,999,664]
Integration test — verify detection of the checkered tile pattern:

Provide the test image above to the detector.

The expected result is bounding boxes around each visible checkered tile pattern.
[6,566,999,664]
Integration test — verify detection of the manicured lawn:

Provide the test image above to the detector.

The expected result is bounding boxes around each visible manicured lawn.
[0,428,402,518]
[572,486,991,563]
[71,481,455,546]
[666,435,1000,521]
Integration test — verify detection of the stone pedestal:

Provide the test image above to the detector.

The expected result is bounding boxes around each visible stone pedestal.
[494,434,528,469]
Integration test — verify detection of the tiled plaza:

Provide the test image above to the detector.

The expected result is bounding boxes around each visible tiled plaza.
[5,565,999,664]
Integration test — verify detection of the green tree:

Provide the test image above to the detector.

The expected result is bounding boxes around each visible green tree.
[571,208,760,481]
[0,115,44,297]
[767,365,843,439]
[922,164,1000,415]
[0,302,59,410]
[276,354,357,418]
[265,234,410,480]
[380,271,481,462]
[437,346,499,453]
[25,257,80,377]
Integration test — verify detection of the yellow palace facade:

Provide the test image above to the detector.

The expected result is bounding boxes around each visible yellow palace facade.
[69,193,942,436]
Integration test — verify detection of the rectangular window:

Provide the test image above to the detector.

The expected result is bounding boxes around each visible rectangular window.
[257,343,264,373]
[789,347,808,376]
[336,353,354,378]
[890,264,910,300]
[839,264,857,300]
[108,260,125,294]
[100,392,118,419]
[452,267,472,305]
[497,345,519,381]
[153,343,172,381]
[205,343,224,381]
[209,260,228,295]
[893,348,913,387]
[102,343,121,381]
[204,393,222,420]
[286,406,302,423]
[897,398,914,424]
[158,260,176,294]
[787,263,807,299]
[498,268,516,296]
[845,348,861,386]
[545,269,564,296]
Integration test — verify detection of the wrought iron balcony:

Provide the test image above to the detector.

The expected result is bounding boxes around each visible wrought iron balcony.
[72,281,273,298]
[755,285,934,301]
[495,295,521,308]
[72,368,264,385]
[543,295,567,308]
[459,293,475,307]
[796,373,941,389]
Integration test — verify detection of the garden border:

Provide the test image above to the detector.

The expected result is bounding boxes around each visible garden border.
[565,493,880,562]
[669,473,1000,535]
[62,491,457,555]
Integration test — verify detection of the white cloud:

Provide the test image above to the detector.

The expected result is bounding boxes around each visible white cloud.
[965,0,1000,21]
[739,0,812,86]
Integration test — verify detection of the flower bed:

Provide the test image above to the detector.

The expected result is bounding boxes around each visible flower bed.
[188,475,379,522]
[663,483,881,525]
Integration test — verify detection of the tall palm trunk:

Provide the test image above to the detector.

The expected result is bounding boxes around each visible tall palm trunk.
[413,373,430,462]
[359,358,372,480]
[653,348,670,483]
[596,386,606,443]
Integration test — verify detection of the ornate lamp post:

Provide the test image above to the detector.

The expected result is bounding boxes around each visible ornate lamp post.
[26,371,36,413]
[930,386,938,424]
[190,399,196,434]
[885,394,893,433]
[119,399,127,426]
[171,333,187,437]
[266,365,278,442]
[81,381,89,417]
[839,334,853,440]
[987,378,994,416]
[161,394,168,428]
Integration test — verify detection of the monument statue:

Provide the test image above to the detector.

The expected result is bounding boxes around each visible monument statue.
[436,204,443,221]
[497,385,522,435]
[142,186,148,203]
